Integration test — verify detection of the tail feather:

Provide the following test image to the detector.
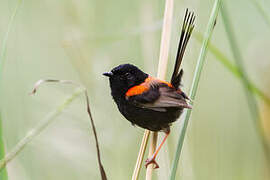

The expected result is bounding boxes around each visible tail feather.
[171,9,195,88]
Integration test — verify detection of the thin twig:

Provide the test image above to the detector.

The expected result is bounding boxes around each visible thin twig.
[169,0,221,179]
[0,87,84,170]
[84,91,107,180]
[31,79,107,180]
[0,80,107,180]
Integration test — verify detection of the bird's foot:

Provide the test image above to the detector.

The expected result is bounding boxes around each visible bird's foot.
[145,157,159,169]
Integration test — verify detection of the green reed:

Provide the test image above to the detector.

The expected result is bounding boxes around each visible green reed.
[170,0,221,179]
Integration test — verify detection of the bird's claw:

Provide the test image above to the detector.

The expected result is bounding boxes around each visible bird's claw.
[145,158,159,169]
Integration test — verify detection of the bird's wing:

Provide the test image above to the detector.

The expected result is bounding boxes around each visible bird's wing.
[126,81,191,112]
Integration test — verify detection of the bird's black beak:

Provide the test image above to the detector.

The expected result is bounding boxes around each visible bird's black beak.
[103,72,113,77]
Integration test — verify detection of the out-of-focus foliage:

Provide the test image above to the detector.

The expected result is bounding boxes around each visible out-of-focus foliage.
[0,0,270,179]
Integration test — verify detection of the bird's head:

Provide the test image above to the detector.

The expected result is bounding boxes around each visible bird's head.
[103,64,148,98]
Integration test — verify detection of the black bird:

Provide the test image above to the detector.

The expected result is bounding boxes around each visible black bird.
[103,9,195,168]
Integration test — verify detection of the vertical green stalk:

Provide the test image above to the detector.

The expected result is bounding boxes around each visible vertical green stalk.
[0,116,8,179]
[169,0,221,179]
[220,2,270,163]
[0,0,23,70]
[194,32,270,105]
[0,0,23,179]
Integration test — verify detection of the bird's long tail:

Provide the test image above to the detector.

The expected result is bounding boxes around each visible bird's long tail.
[171,9,195,88]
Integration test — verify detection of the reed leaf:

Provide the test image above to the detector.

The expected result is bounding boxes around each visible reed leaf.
[194,32,270,105]
[0,88,84,170]
[133,0,174,179]
[220,1,270,164]
[0,1,23,179]
[0,0,22,71]
[0,116,8,179]
[169,0,221,179]
[146,0,174,179]
[0,80,108,180]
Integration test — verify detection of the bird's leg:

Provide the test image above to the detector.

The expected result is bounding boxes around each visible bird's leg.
[145,130,170,169]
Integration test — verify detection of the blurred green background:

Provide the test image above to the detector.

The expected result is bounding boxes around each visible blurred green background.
[1,0,270,179]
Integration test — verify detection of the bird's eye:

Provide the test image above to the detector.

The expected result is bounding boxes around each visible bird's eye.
[125,72,130,76]
[125,72,133,80]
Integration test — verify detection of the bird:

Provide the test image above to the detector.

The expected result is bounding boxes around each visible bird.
[103,9,195,169]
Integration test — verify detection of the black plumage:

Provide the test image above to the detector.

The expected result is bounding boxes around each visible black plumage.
[103,9,195,168]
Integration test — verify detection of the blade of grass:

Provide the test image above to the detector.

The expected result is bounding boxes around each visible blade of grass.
[169,0,221,179]
[0,87,84,170]
[0,116,8,179]
[0,1,23,179]
[220,1,270,164]
[0,80,108,179]
[194,32,270,105]
[0,0,23,71]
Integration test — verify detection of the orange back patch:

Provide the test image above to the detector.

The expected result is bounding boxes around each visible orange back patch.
[125,85,149,97]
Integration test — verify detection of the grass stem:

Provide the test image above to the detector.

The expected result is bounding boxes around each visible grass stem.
[1,79,108,180]
[146,0,174,179]
[156,0,174,80]
[133,0,174,179]
[0,88,84,170]
[169,0,221,179]
[0,116,8,179]
[146,132,158,180]
[0,0,22,71]
[132,131,150,180]
[0,1,23,179]
[220,1,270,165]
[194,32,270,105]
